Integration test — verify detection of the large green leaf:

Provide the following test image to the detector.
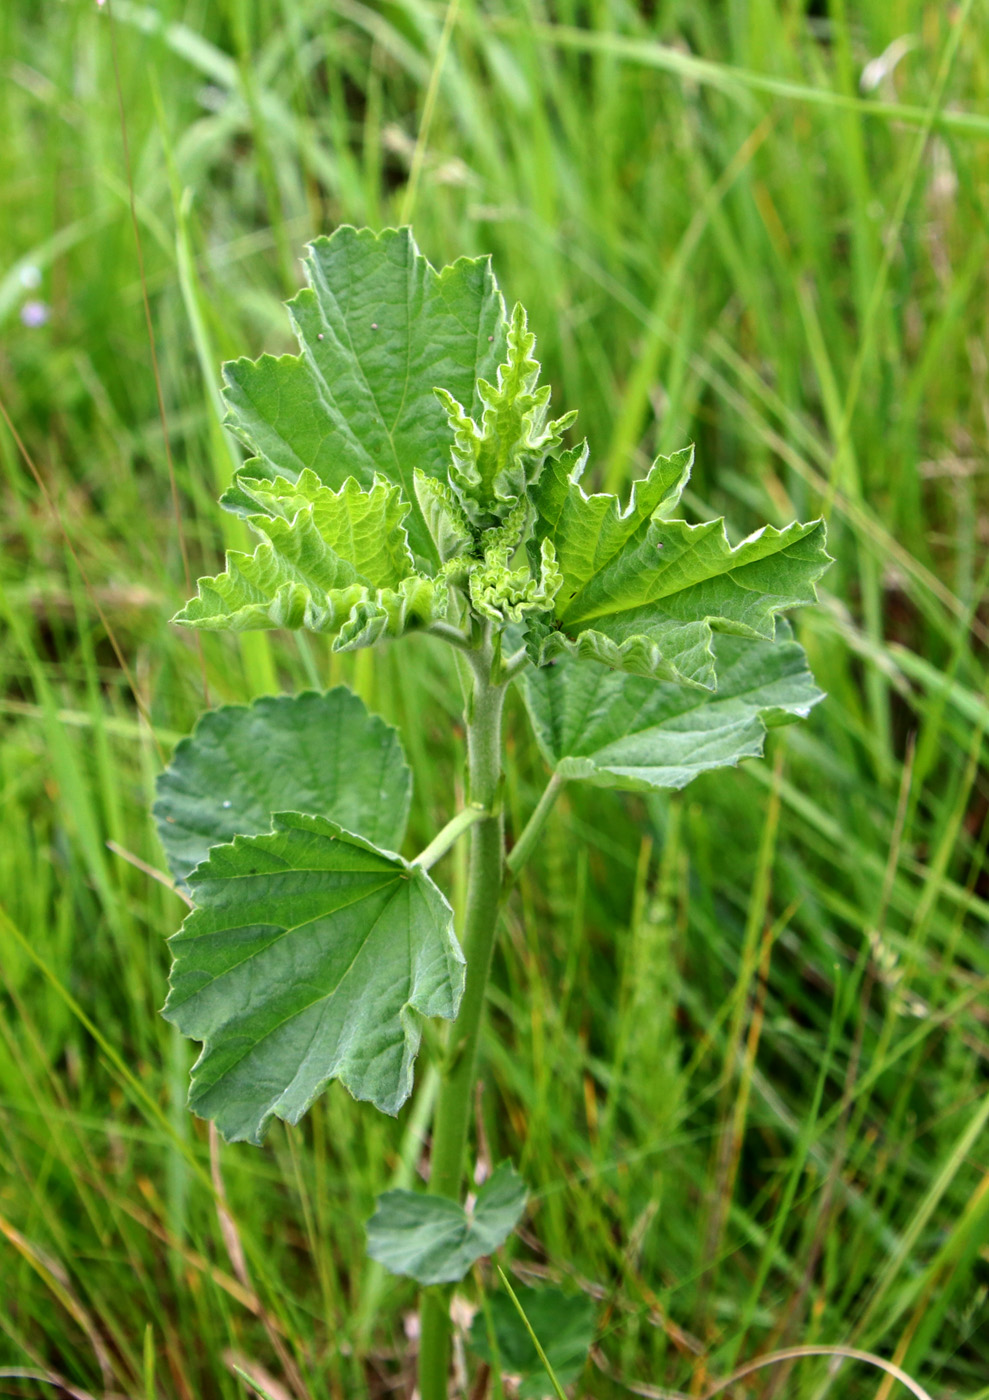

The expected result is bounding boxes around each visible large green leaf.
[469,1285,596,1397]
[153,688,411,888]
[172,471,448,645]
[531,444,830,686]
[365,1162,528,1285]
[163,812,464,1143]
[521,630,824,791]
[221,225,508,563]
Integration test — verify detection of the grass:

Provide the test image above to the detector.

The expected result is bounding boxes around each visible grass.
[1,0,988,1396]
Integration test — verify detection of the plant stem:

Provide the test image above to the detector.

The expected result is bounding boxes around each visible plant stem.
[418,642,506,1400]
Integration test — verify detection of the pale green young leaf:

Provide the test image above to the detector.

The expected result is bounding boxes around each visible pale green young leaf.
[469,1285,596,1396]
[531,443,829,687]
[163,812,464,1143]
[438,303,577,526]
[521,629,824,791]
[153,689,411,887]
[221,225,508,563]
[172,471,448,646]
[413,469,475,563]
[365,1162,528,1285]
[469,537,562,624]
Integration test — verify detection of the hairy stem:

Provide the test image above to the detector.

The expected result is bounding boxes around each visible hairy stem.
[418,642,506,1400]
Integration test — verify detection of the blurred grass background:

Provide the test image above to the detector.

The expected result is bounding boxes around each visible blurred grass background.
[1,1,987,1397]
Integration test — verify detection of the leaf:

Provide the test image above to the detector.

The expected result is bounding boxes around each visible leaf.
[469,1285,596,1397]
[173,471,448,646]
[437,303,577,526]
[365,1162,528,1285]
[163,812,464,1143]
[153,688,411,888]
[521,629,824,791]
[413,469,475,563]
[221,225,508,563]
[469,501,563,624]
[531,444,830,686]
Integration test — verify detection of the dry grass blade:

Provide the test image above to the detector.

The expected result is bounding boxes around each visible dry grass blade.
[209,1125,312,1400]
[0,1368,130,1400]
[0,1215,116,1389]
[701,1345,934,1400]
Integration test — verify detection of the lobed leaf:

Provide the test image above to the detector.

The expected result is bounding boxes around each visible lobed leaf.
[531,443,830,686]
[163,812,464,1143]
[153,688,411,887]
[221,225,508,563]
[365,1162,528,1285]
[173,471,449,646]
[522,628,824,791]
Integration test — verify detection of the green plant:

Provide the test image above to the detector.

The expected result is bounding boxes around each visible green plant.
[152,224,830,1399]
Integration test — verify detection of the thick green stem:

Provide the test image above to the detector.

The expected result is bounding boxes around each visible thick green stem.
[418,644,506,1400]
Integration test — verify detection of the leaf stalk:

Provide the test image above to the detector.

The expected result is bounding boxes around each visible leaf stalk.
[412,804,489,872]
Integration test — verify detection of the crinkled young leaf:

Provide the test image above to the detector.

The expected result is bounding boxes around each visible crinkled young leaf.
[413,469,475,563]
[522,630,824,791]
[468,500,563,624]
[153,689,411,888]
[221,225,508,563]
[173,471,448,647]
[469,1285,596,1396]
[163,812,464,1143]
[532,444,830,687]
[437,303,576,526]
[365,1162,528,1285]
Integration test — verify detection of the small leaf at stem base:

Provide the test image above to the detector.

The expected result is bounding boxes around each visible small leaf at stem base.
[365,1161,528,1285]
[469,1284,596,1397]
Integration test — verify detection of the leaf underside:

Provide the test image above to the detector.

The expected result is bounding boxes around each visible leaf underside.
[164,812,464,1144]
[365,1161,528,1285]
[153,688,411,887]
[522,627,824,791]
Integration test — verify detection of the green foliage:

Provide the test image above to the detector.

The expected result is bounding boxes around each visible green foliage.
[153,688,411,885]
[438,302,577,527]
[365,1163,528,1284]
[163,812,463,1142]
[522,627,823,792]
[11,6,989,1395]
[531,444,830,684]
[153,226,830,1396]
[174,471,452,646]
[469,1285,597,1397]
[175,225,826,696]
[221,226,507,563]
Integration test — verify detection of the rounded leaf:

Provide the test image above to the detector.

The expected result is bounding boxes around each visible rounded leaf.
[154,688,411,887]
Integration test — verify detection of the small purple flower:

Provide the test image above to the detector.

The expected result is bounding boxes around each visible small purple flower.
[20,300,50,328]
